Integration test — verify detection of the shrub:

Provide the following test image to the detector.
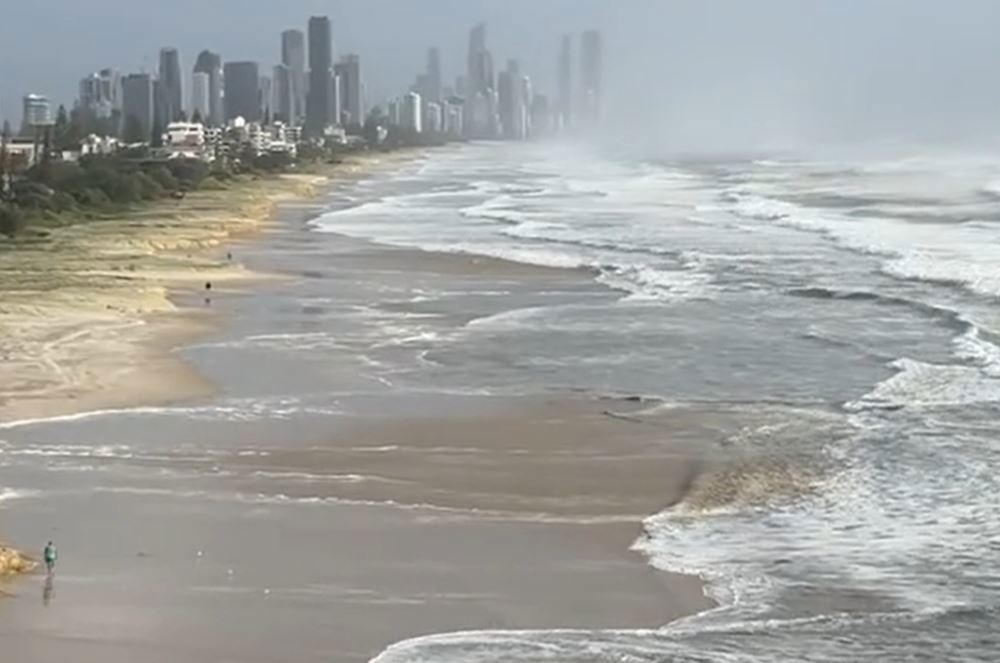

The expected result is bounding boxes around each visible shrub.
[74,187,111,208]
[0,204,26,237]
[133,172,164,200]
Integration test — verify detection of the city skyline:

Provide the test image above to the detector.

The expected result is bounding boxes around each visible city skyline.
[4,11,599,148]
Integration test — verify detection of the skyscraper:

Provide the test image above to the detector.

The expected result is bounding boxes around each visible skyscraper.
[193,50,224,126]
[307,16,333,134]
[402,91,422,133]
[259,74,272,123]
[158,48,183,122]
[557,35,573,129]
[426,47,442,102]
[498,61,528,140]
[121,74,154,141]
[224,61,261,122]
[467,23,488,95]
[190,72,210,122]
[272,64,292,123]
[580,30,603,125]
[281,30,306,125]
[498,69,516,139]
[79,69,120,120]
[334,55,362,127]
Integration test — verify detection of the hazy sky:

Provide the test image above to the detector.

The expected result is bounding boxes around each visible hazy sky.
[5,0,1000,153]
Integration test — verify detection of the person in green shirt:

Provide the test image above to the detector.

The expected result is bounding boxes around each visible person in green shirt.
[43,541,57,573]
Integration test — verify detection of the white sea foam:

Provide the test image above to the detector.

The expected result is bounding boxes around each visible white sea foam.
[845,357,1000,411]
[0,487,40,504]
[726,190,1000,298]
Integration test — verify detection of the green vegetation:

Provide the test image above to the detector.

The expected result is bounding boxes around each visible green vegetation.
[0,148,339,239]
[0,104,452,239]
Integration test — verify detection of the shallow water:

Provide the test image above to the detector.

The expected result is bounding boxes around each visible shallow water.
[4,142,1000,661]
[310,143,1000,662]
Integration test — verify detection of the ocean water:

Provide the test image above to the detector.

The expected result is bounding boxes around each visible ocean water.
[2,141,1000,661]
[306,144,1000,662]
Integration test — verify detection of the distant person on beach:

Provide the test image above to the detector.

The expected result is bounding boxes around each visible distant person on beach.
[43,541,57,573]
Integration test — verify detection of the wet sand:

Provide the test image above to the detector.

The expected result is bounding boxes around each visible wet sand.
[0,165,714,662]
[0,401,713,663]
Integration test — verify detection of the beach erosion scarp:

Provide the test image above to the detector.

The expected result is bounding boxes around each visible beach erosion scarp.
[0,170,329,424]
[0,163,359,571]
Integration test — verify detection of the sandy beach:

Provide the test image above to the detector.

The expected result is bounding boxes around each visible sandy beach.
[0,147,714,663]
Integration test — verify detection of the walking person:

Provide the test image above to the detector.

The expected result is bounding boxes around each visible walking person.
[43,541,57,574]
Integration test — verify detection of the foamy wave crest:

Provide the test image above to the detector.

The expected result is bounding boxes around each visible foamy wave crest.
[726,190,1000,299]
[597,264,714,302]
[882,253,1000,299]
[845,357,1000,411]
[0,397,345,430]
[0,487,41,504]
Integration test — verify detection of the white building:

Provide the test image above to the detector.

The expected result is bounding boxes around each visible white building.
[443,100,464,137]
[80,133,121,156]
[402,91,422,133]
[425,102,443,134]
[165,122,208,159]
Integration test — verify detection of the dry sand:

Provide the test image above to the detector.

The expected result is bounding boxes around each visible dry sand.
[0,153,413,570]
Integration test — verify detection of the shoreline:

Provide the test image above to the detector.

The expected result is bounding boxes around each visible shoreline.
[0,152,416,425]
[0,145,715,661]
[0,152,412,573]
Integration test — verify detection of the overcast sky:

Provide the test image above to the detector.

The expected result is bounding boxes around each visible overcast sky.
[4,0,1000,153]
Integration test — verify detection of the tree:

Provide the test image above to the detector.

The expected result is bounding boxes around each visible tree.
[0,120,10,201]
[53,106,84,151]
[191,109,204,125]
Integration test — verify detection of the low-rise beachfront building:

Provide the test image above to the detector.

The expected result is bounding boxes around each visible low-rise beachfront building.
[164,122,209,160]
[80,134,121,156]
[4,138,41,169]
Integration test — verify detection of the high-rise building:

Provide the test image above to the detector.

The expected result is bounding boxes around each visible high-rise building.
[259,74,272,122]
[498,70,515,139]
[425,102,443,134]
[158,48,183,122]
[272,64,292,124]
[307,16,334,134]
[467,23,488,95]
[224,61,261,122]
[79,69,120,119]
[426,47,442,102]
[557,34,573,129]
[402,91,422,133]
[21,94,53,133]
[121,74,154,141]
[190,72,211,122]
[387,100,401,127]
[531,94,553,137]
[498,61,528,141]
[281,29,306,125]
[580,30,603,124]
[331,72,342,128]
[334,54,362,127]
[194,50,224,126]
